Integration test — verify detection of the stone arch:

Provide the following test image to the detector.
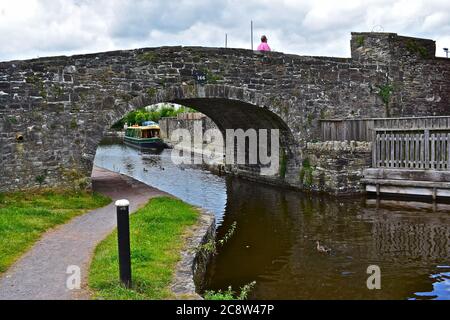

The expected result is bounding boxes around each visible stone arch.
[86,84,301,186]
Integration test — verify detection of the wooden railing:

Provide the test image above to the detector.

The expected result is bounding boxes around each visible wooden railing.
[372,128,450,170]
[320,116,450,142]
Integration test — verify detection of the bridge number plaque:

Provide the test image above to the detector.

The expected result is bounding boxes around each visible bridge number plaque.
[193,71,207,84]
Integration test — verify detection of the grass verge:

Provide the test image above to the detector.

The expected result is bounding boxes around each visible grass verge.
[0,189,111,273]
[88,196,199,300]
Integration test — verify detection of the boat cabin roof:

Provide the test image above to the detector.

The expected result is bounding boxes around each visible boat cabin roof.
[128,125,160,130]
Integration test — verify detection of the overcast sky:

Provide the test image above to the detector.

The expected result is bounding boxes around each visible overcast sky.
[0,0,449,61]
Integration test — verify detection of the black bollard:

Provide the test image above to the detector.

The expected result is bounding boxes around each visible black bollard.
[115,199,132,288]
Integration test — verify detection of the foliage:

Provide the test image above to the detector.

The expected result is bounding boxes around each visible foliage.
[51,84,64,98]
[197,221,237,255]
[0,190,110,273]
[89,197,199,300]
[61,168,89,191]
[307,113,314,126]
[299,158,314,187]
[35,174,46,186]
[111,104,196,130]
[377,84,393,106]
[376,83,394,117]
[7,116,17,124]
[218,221,237,247]
[138,52,159,64]
[201,68,223,84]
[279,148,287,179]
[147,87,157,98]
[405,39,429,58]
[355,35,365,48]
[319,108,331,120]
[26,74,47,99]
[70,118,78,129]
[204,281,257,301]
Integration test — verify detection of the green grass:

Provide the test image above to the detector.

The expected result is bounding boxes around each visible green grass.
[88,197,200,300]
[0,190,111,273]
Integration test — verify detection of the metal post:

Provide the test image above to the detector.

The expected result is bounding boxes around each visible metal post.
[225,33,228,48]
[115,199,132,288]
[251,20,254,50]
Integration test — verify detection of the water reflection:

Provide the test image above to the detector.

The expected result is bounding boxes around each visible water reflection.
[206,178,450,300]
[94,140,450,300]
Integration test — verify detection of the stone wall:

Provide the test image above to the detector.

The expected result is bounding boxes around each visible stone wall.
[351,32,450,116]
[0,32,449,192]
[303,141,372,194]
[159,115,217,141]
[170,209,215,300]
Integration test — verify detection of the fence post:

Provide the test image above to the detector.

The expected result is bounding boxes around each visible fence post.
[424,129,430,169]
[115,199,132,288]
[372,129,377,168]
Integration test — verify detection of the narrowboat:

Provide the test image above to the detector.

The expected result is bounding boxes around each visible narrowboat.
[124,121,165,150]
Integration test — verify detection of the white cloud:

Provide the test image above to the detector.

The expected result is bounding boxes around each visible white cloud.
[0,0,449,61]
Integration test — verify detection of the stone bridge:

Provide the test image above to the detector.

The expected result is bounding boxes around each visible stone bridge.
[0,32,449,192]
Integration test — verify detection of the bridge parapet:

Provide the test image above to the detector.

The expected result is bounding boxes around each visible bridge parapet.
[351,32,437,64]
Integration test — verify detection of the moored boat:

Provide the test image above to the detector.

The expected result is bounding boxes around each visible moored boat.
[124,121,165,150]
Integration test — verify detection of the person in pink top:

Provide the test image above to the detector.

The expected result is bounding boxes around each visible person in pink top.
[257,35,271,52]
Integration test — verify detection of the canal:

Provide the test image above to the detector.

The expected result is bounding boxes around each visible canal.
[94,139,450,300]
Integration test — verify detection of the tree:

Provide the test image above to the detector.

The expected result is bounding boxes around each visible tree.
[111,104,199,130]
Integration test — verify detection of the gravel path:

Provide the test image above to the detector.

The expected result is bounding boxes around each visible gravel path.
[0,166,168,300]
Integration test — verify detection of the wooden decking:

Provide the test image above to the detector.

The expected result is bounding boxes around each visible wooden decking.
[362,168,450,199]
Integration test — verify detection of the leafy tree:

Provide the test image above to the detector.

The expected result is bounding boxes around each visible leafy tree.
[111,104,197,130]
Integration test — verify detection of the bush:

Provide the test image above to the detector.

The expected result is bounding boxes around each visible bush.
[111,104,196,130]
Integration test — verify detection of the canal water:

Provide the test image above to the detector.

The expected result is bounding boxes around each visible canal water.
[94,139,450,300]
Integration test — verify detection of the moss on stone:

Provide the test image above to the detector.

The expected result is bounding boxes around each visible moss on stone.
[7,116,17,125]
[405,39,430,58]
[279,148,287,179]
[147,87,157,99]
[70,118,78,129]
[26,74,47,99]
[319,109,330,120]
[98,68,115,84]
[61,168,90,191]
[200,68,223,84]
[299,158,314,187]
[307,113,314,126]
[138,52,159,64]
[356,35,365,48]
[51,84,64,98]
[25,75,41,85]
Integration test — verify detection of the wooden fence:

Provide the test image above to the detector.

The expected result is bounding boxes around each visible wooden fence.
[372,128,450,170]
[320,116,450,142]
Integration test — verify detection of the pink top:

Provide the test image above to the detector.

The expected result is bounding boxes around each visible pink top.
[257,42,271,52]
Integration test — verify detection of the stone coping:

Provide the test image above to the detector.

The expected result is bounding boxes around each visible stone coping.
[170,209,216,300]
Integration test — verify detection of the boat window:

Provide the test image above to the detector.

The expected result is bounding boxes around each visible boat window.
[142,130,150,138]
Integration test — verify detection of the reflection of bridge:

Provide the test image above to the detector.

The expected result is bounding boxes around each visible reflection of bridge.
[321,116,450,199]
